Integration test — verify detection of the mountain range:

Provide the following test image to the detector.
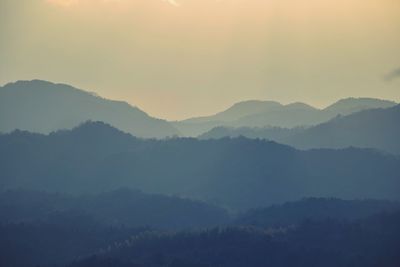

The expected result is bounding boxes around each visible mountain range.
[1,80,397,139]
[200,104,400,154]
[174,98,397,136]
[1,121,399,210]
[68,211,400,267]
[0,189,228,229]
[1,79,400,267]
[2,192,399,267]
[0,80,179,138]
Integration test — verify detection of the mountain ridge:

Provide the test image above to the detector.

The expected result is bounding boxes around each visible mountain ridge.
[1,122,399,210]
[0,80,179,138]
[200,104,400,154]
[175,97,397,136]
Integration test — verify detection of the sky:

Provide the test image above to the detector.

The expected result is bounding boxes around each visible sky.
[1,0,399,120]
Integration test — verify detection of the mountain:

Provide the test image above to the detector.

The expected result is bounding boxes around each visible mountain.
[0,188,228,267]
[0,80,179,138]
[200,126,304,142]
[2,197,399,267]
[0,217,146,267]
[68,212,400,267]
[324,97,396,114]
[1,122,399,211]
[173,100,317,136]
[200,104,400,154]
[285,104,400,154]
[236,197,400,227]
[183,100,284,123]
[0,189,229,229]
[174,98,397,136]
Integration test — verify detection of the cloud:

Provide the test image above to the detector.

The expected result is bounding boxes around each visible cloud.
[384,68,400,82]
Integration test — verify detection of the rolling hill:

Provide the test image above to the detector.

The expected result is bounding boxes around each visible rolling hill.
[1,122,399,210]
[0,80,179,138]
[174,98,397,136]
[201,104,400,154]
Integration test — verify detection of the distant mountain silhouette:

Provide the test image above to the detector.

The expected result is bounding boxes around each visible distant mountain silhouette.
[200,126,303,142]
[324,97,396,114]
[184,100,286,123]
[1,122,399,210]
[285,104,400,154]
[0,80,179,138]
[201,104,400,154]
[174,98,397,136]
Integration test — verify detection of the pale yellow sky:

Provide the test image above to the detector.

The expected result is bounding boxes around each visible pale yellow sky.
[1,0,399,120]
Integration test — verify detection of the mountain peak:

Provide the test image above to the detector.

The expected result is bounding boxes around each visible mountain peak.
[0,80,179,138]
[285,102,317,110]
[324,97,397,114]
[67,121,127,135]
[230,100,281,108]
[214,100,282,120]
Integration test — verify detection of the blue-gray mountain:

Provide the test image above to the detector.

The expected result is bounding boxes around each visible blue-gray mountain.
[174,98,397,136]
[68,212,400,267]
[1,122,399,210]
[0,189,229,230]
[2,194,399,267]
[0,80,179,138]
[236,197,400,227]
[200,104,400,154]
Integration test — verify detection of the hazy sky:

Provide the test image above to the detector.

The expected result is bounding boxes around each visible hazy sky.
[1,0,399,120]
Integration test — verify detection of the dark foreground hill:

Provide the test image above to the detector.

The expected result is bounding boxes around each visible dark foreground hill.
[201,104,400,154]
[0,189,226,267]
[68,211,400,267]
[1,122,399,210]
[0,80,178,138]
[1,194,398,267]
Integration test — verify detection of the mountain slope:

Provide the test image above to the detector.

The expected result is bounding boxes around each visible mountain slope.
[1,122,399,210]
[68,212,400,267]
[175,98,397,136]
[183,100,284,124]
[200,104,400,154]
[0,80,179,138]
[236,197,400,227]
[324,97,396,114]
[199,126,303,143]
[0,189,229,229]
[285,104,400,154]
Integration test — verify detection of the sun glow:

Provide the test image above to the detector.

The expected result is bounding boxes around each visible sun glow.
[47,0,80,7]
[47,0,181,7]
[2,0,400,119]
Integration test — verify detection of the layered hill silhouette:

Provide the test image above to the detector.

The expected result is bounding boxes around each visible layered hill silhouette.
[68,212,400,267]
[0,80,179,138]
[174,98,397,136]
[0,189,229,229]
[236,197,400,227]
[201,104,400,154]
[1,122,399,210]
[2,195,398,267]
